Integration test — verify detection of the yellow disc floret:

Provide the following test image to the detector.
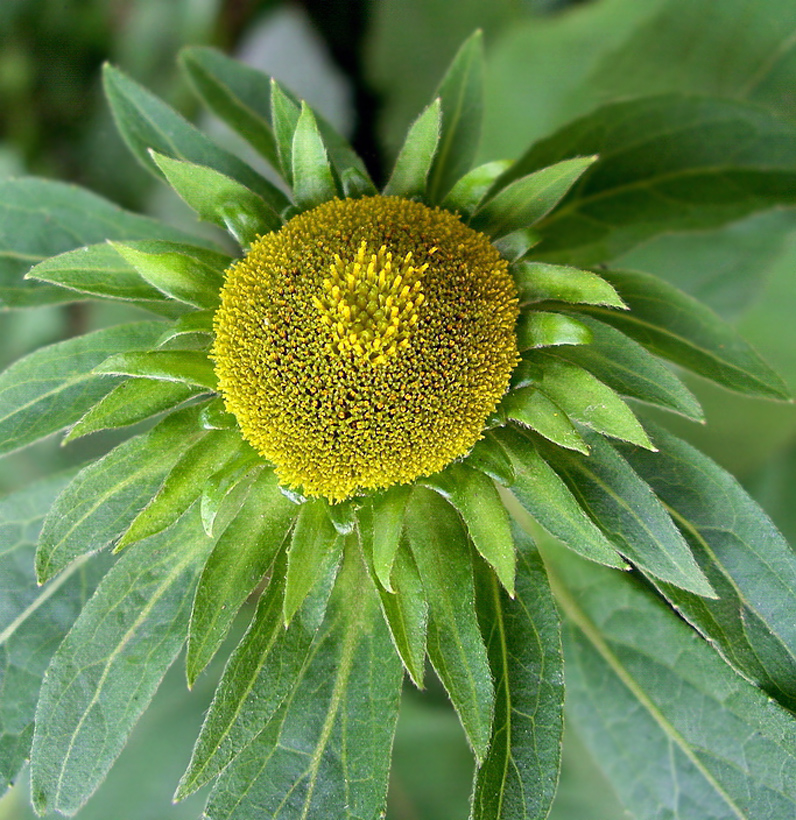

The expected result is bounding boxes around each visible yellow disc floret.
[212,196,519,502]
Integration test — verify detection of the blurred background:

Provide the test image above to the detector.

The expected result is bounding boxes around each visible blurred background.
[0,1,794,817]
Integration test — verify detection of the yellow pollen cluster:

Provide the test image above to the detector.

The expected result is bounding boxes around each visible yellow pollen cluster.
[212,196,519,502]
[313,240,431,365]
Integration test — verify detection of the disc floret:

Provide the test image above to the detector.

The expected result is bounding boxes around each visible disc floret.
[212,195,519,501]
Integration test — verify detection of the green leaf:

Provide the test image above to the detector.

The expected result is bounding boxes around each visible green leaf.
[267,77,373,189]
[511,261,625,308]
[202,545,403,820]
[150,152,281,244]
[94,349,217,390]
[576,267,791,400]
[179,46,280,169]
[427,30,485,203]
[200,448,263,537]
[110,237,227,309]
[405,487,494,762]
[492,228,541,263]
[0,473,109,790]
[462,432,516,487]
[584,0,796,127]
[500,386,589,454]
[116,430,242,551]
[530,352,655,449]
[0,321,165,458]
[548,545,796,820]
[283,499,343,626]
[539,433,714,596]
[494,426,624,569]
[441,160,512,218]
[176,548,337,799]
[371,538,428,688]
[360,485,411,591]
[471,156,597,239]
[291,103,338,210]
[103,64,291,215]
[35,405,204,583]
[199,396,237,431]
[29,508,213,816]
[383,99,442,199]
[186,470,298,685]
[510,96,796,266]
[63,379,198,443]
[554,314,704,422]
[621,424,796,712]
[422,463,516,595]
[516,311,593,350]
[471,524,564,820]
[25,243,169,306]
[157,308,215,345]
[0,178,214,308]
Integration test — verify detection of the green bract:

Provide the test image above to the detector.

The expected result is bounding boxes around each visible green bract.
[3,25,796,820]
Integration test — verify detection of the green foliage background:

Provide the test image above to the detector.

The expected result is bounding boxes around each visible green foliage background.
[1,1,795,818]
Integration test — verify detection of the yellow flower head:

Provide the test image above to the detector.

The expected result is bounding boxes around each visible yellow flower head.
[213,196,519,501]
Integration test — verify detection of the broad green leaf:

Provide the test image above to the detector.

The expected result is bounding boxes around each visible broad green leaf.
[202,546,403,820]
[554,314,704,422]
[427,30,485,203]
[116,430,242,551]
[102,64,290,214]
[150,153,281,244]
[493,227,541,263]
[36,405,204,583]
[383,99,442,199]
[405,487,494,762]
[585,0,796,126]
[531,352,654,449]
[325,500,356,535]
[511,261,625,308]
[186,470,298,685]
[500,386,589,454]
[621,423,796,712]
[30,508,213,816]
[472,524,563,820]
[110,237,227,308]
[362,486,411,591]
[199,397,237,431]
[283,499,343,625]
[472,156,597,239]
[176,549,338,799]
[479,0,667,158]
[0,321,165,458]
[0,178,214,308]
[539,433,713,596]
[494,426,624,569]
[508,96,796,265]
[291,103,338,210]
[422,462,516,595]
[0,473,109,790]
[200,448,263,537]
[94,349,217,390]
[515,311,593,351]
[548,544,796,820]
[441,160,512,218]
[577,267,791,400]
[462,432,516,487]
[179,46,280,168]
[63,379,198,443]
[25,243,168,306]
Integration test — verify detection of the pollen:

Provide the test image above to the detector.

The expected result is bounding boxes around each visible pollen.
[212,196,519,502]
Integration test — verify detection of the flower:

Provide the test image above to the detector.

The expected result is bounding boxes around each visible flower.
[13,28,789,820]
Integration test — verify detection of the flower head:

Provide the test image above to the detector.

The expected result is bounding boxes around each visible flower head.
[213,195,518,501]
